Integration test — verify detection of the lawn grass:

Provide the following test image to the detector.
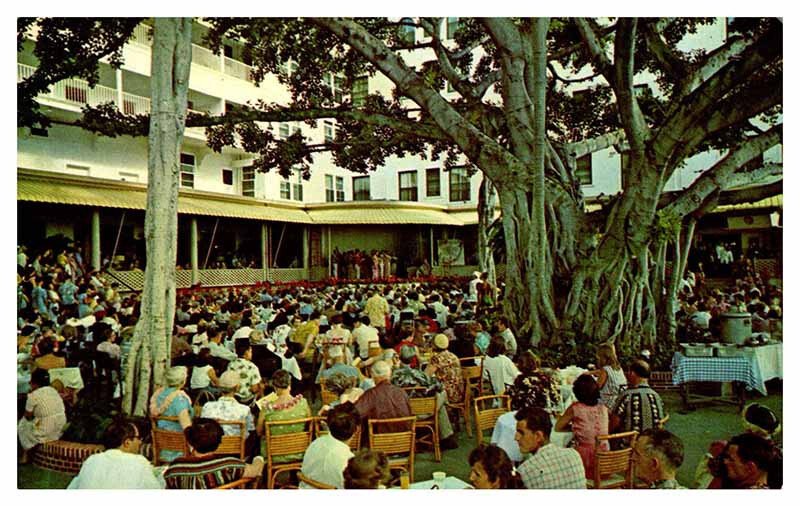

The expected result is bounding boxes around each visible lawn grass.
[18,387,781,489]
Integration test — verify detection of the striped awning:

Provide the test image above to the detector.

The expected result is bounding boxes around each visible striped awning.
[713,195,782,213]
[17,170,312,224]
[306,203,464,226]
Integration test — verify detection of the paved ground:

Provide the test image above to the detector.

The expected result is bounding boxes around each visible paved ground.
[18,387,782,489]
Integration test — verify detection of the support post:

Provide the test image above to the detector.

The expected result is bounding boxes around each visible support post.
[261,222,268,282]
[302,226,310,270]
[190,217,199,285]
[91,209,101,271]
[115,68,124,112]
[430,226,435,266]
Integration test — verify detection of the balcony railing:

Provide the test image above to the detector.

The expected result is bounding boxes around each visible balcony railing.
[20,63,209,136]
[224,56,254,83]
[130,23,153,46]
[19,63,117,109]
[192,44,220,71]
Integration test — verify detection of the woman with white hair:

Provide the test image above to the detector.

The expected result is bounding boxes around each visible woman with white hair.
[149,366,193,462]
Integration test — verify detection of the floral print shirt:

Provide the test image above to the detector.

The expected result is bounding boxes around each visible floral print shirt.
[225,358,262,402]
[429,350,464,403]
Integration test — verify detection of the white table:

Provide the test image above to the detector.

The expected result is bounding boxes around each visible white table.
[490,411,573,463]
[409,476,472,489]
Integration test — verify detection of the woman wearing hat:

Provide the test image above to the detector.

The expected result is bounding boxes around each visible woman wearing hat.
[149,366,193,462]
[425,334,464,407]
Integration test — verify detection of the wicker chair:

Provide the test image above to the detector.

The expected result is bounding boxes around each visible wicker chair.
[263,417,314,489]
[149,416,189,465]
[298,472,337,489]
[406,389,440,462]
[447,361,483,436]
[472,394,511,447]
[312,416,362,451]
[215,419,247,459]
[367,416,417,482]
[657,414,670,429]
[319,382,339,407]
[588,431,638,489]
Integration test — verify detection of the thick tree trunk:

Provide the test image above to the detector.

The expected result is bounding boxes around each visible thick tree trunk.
[122,18,192,416]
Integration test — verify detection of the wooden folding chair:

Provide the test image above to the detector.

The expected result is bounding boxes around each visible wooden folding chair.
[263,417,314,489]
[406,389,440,462]
[312,415,362,451]
[298,472,337,489]
[367,416,417,482]
[588,431,638,489]
[473,394,511,447]
[149,415,189,465]
[320,382,339,406]
[215,419,246,459]
[214,476,258,489]
[657,414,670,429]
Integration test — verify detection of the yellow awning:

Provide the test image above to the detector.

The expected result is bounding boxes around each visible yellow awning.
[306,203,464,226]
[713,195,782,213]
[18,169,312,224]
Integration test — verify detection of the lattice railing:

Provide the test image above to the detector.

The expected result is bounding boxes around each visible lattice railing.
[755,258,781,282]
[200,269,264,287]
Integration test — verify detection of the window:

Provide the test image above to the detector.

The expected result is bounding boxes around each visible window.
[222,169,233,185]
[223,44,233,58]
[279,122,290,140]
[352,76,369,107]
[324,120,335,143]
[399,170,418,201]
[426,168,441,197]
[30,127,48,137]
[242,166,256,197]
[180,153,195,188]
[399,17,416,44]
[449,167,471,202]
[326,73,345,104]
[325,174,335,202]
[353,176,370,201]
[280,179,291,199]
[292,170,303,201]
[446,17,459,39]
[336,176,345,202]
[576,154,593,185]
[292,123,302,136]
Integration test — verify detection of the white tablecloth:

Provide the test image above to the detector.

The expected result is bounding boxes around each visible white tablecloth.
[490,411,573,463]
[409,476,472,489]
[742,343,782,383]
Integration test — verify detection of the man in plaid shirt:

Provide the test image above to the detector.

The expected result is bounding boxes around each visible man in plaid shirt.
[610,359,665,434]
[515,407,585,489]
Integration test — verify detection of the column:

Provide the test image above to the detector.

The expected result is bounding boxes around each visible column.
[115,68,124,112]
[261,222,268,282]
[91,209,101,270]
[190,217,199,285]
[302,225,310,270]
[430,226,435,265]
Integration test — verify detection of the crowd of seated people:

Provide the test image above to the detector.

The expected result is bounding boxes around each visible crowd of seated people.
[17,242,782,490]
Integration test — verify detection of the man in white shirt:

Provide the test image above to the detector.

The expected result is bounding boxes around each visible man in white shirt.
[352,315,380,359]
[68,420,165,489]
[469,271,482,301]
[299,403,358,489]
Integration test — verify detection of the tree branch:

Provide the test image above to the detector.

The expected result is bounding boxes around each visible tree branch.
[641,19,687,80]
[660,125,782,218]
[573,18,615,84]
[547,62,599,84]
[564,129,627,157]
[613,18,649,153]
[419,17,478,100]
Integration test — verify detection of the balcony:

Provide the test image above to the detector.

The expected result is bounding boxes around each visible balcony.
[128,24,254,83]
[19,62,208,139]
